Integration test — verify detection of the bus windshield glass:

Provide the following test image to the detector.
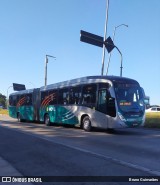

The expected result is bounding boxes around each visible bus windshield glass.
[114,83,144,114]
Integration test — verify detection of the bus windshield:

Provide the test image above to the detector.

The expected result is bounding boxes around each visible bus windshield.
[114,83,145,114]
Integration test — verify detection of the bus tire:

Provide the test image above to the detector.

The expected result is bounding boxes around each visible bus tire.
[82,116,92,132]
[44,114,50,126]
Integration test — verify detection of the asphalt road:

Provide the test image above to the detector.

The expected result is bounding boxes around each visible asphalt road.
[0,115,160,185]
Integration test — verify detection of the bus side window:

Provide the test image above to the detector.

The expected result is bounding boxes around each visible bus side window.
[49,90,57,105]
[58,88,69,105]
[13,95,17,106]
[41,91,49,105]
[9,95,18,106]
[97,86,116,117]
[69,86,81,105]
[18,94,25,106]
[9,96,12,106]
[97,89,107,114]
[82,84,97,107]
[9,96,13,106]
[107,91,116,117]
[26,93,32,106]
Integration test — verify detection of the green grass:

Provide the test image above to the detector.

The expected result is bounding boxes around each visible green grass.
[0,109,8,115]
[145,112,160,128]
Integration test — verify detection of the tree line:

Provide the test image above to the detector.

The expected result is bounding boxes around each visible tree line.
[0,93,7,108]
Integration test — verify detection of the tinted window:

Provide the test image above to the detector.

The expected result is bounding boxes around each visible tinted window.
[97,89,107,114]
[82,84,97,106]
[58,88,69,105]
[48,90,57,105]
[99,83,110,89]
[9,95,17,106]
[18,94,25,106]
[26,94,32,105]
[69,86,82,104]
[41,91,49,106]
[17,94,32,106]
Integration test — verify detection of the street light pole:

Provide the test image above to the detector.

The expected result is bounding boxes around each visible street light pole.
[6,85,13,109]
[101,0,109,76]
[114,45,123,77]
[44,55,56,86]
[106,24,128,76]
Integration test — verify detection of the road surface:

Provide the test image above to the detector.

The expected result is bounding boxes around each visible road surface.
[0,115,160,184]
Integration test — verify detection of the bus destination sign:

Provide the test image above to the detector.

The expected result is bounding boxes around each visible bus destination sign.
[13,83,26,91]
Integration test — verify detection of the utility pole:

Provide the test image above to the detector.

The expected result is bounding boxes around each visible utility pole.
[106,24,128,76]
[101,0,109,75]
[44,55,56,86]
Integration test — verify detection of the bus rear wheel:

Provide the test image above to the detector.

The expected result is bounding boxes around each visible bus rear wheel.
[44,114,50,126]
[82,116,92,132]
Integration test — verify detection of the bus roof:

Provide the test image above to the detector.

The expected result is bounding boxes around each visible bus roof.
[40,75,139,91]
[9,88,34,96]
[9,76,139,96]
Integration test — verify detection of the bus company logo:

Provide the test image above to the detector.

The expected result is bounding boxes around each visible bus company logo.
[1,177,42,183]
[49,107,55,111]
[41,93,56,106]
[2,177,11,182]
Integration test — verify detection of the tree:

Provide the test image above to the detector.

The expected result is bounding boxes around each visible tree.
[0,93,6,108]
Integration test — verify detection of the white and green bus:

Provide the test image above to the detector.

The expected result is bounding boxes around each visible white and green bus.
[9,76,145,131]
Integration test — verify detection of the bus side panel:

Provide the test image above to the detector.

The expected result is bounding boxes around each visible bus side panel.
[39,104,128,129]
[75,106,109,129]
[56,106,79,124]
[9,105,35,121]
[9,106,17,119]
[18,106,34,121]
[38,104,126,129]
[40,105,111,128]
[39,105,79,124]
[49,105,109,129]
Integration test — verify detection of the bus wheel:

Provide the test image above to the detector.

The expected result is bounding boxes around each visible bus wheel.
[44,114,50,126]
[82,116,92,132]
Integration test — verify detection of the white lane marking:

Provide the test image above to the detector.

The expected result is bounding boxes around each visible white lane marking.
[1,123,160,176]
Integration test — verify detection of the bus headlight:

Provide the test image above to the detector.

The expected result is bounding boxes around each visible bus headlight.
[118,112,126,122]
